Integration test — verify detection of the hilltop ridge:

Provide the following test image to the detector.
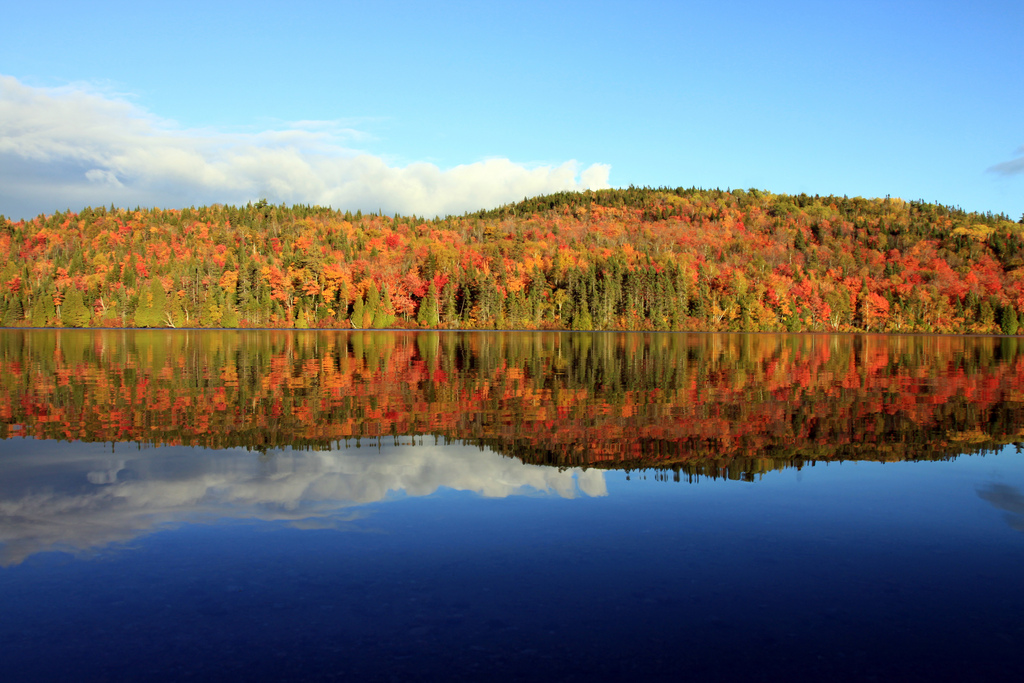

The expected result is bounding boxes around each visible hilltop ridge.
[1,187,1022,333]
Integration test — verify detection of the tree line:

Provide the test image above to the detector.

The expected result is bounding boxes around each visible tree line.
[2,187,1023,334]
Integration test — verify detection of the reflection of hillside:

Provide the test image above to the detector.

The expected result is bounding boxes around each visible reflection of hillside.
[1,330,1023,475]
[484,436,1004,482]
[0,441,606,566]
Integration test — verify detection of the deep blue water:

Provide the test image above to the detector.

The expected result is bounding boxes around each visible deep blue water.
[1,439,1023,682]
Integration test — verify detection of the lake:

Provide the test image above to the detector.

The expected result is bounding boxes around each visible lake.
[1,330,1022,681]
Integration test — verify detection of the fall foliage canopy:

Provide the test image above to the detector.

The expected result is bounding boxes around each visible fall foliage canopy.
[2,188,1022,334]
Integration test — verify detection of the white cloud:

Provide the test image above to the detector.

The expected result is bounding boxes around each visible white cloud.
[84,168,123,187]
[0,75,611,219]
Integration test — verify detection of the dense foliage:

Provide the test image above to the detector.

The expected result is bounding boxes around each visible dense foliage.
[1,188,1022,333]
[2,330,1022,478]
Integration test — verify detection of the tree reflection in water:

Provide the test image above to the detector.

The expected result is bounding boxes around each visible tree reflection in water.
[1,330,1022,476]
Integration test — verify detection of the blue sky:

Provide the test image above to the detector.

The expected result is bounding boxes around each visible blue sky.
[1,0,1021,220]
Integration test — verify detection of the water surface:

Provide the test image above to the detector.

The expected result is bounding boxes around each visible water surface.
[1,330,1022,681]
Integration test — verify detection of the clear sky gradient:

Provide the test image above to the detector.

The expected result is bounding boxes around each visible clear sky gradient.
[1,0,1021,220]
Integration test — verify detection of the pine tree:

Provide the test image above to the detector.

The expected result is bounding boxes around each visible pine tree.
[572,298,593,330]
[61,288,91,328]
[1001,306,1019,335]
[372,284,396,328]
[2,296,24,327]
[418,282,439,327]
[441,283,457,327]
[134,280,167,328]
[221,304,239,328]
[460,284,473,326]
[31,293,56,327]
[528,275,544,326]
[416,292,430,326]
[365,284,380,328]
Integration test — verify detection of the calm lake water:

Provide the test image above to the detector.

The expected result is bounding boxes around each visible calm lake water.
[1,330,1023,681]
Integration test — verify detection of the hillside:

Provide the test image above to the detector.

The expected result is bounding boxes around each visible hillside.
[1,187,1022,333]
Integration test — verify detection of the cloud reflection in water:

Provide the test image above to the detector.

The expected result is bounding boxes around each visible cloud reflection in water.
[0,440,606,566]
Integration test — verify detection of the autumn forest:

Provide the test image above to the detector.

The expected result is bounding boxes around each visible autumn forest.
[2,187,1022,334]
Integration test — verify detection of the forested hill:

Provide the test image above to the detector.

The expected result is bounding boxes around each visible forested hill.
[1,187,1022,332]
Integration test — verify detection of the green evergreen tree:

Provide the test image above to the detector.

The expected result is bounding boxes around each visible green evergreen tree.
[416,292,430,326]
[365,283,381,328]
[494,292,507,330]
[31,293,56,327]
[61,288,91,328]
[528,275,545,326]
[460,284,473,326]
[572,298,594,330]
[1001,306,1019,335]
[979,300,995,330]
[372,284,397,328]
[2,296,24,327]
[150,281,168,327]
[506,289,526,328]
[477,274,499,326]
[221,303,240,328]
[134,280,167,328]
[441,283,457,326]
[417,282,440,327]
[350,297,364,328]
